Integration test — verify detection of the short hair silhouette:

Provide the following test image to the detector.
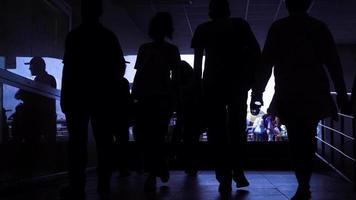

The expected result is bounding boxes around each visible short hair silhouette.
[148,12,174,41]
[81,0,103,22]
[285,0,312,13]
[209,0,231,19]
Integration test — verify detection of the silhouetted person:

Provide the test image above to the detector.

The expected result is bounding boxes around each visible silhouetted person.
[10,57,57,176]
[132,12,180,192]
[12,57,57,144]
[26,57,57,143]
[172,60,202,176]
[60,0,127,199]
[191,0,261,194]
[250,0,350,199]
[10,92,30,143]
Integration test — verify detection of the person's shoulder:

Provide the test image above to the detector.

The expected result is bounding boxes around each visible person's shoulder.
[196,21,212,30]
[165,42,180,55]
[49,75,57,87]
[138,42,153,50]
[266,17,291,33]
[164,41,179,49]
[101,25,115,35]
[307,16,325,25]
[65,25,92,43]
[307,16,329,30]
[271,17,289,28]
[49,74,56,81]
[100,25,119,39]
[67,24,86,36]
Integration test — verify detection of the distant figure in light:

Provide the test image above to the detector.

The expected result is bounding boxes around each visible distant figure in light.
[251,0,351,199]
[191,0,261,194]
[132,12,181,192]
[13,56,57,144]
[26,57,57,144]
[60,0,127,199]
[9,56,57,176]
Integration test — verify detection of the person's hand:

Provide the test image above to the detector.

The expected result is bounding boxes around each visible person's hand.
[250,100,262,115]
[250,92,263,116]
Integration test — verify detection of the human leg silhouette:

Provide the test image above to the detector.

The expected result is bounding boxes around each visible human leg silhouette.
[137,97,171,192]
[91,113,115,198]
[206,98,232,193]
[181,102,201,176]
[228,96,249,188]
[62,113,89,200]
[113,122,130,178]
[284,116,317,200]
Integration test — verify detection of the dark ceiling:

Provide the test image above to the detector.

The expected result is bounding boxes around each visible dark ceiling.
[99,0,356,55]
[1,0,355,60]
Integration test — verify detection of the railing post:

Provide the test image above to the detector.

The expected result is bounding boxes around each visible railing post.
[353,116,356,191]
[0,56,5,144]
[330,117,335,164]
[340,115,345,173]
[321,119,325,157]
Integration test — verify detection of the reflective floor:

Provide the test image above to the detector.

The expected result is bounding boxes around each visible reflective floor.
[1,170,355,200]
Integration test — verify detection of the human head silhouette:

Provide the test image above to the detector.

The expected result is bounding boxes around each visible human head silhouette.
[25,57,46,76]
[148,12,174,41]
[81,0,103,23]
[209,0,230,19]
[285,0,312,14]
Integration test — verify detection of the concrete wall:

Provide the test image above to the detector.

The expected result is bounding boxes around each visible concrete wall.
[0,0,70,67]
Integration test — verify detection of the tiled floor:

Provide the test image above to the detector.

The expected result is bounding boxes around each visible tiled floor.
[1,170,356,200]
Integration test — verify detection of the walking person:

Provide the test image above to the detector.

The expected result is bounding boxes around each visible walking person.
[191,0,261,194]
[132,12,181,192]
[60,0,127,199]
[250,0,351,199]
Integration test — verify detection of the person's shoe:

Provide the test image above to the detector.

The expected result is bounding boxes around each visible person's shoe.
[144,175,157,192]
[97,186,110,200]
[291,188,311,200]
[218,182,232,195]
[60,186,85,200]
[233,173,250,188]
[159,170,170,183]
[184,168,198,177]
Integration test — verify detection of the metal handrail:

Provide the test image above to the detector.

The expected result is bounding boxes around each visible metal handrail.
[338,112,354,119]
[315,153,353,183]
[315,136,355,162]
[318,123,354,141]
[316,96,355,189]
[0,68,60,100]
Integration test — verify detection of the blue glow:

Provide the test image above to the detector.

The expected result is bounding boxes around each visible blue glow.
[124,54,275,114]
[4,55,275,118]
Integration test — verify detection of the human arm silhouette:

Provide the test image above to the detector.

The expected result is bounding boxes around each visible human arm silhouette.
[242,20,262,90]
[60,33,74,114]
[322,26,351,114]
[193,48,204,97]
[113,36,126,78]
[250,25,275,115]
[250,63,273,115]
